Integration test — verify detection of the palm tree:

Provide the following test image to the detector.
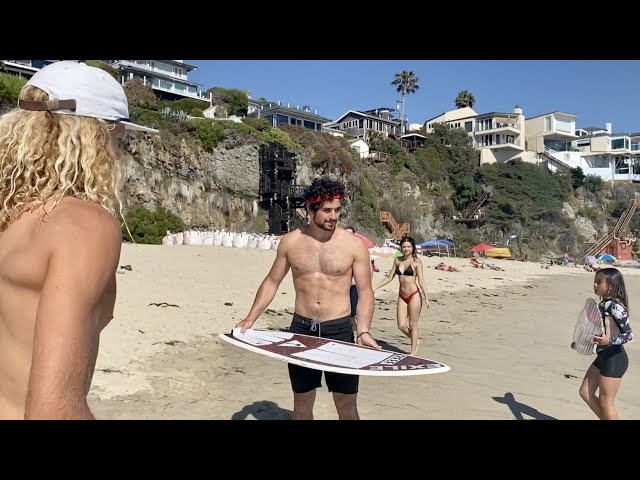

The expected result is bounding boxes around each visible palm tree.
[391,71,420,134]
[455,90,475,109]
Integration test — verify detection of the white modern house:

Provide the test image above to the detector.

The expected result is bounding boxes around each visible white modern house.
[424,106,531,165]
[105,60,211,103]
[547,126,640,182]
[524,113,640,182]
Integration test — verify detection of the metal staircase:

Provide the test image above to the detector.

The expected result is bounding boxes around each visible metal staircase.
[464,185,494,219]
[542,147,579,171]
[258,144,306,234]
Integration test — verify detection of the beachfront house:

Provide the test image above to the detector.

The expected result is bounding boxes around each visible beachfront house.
[104,60,211,103]
[0,60,61,78]
[522,111,580,169]
[327,107,403,139]
[247,102,331,131]
[424,106,532,165]
[542,124,640,182]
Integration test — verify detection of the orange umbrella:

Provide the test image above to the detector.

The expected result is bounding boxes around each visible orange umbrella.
[470,243,494,253]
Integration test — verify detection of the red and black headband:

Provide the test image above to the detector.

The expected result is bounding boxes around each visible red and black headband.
[306,193,342,205]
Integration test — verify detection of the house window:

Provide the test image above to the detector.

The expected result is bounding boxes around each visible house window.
[611,138,625,149]
[545,116,552,131]
[465,121,473,132]
[555,117,572,133]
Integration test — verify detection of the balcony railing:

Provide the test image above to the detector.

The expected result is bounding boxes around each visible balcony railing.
[475,122,521,132]
[474,138,522,148]
[114,60,189,82]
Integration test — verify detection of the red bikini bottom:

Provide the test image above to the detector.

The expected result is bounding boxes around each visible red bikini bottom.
[399,290,420,304]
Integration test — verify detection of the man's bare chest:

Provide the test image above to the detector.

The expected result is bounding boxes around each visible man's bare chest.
[288,244,352,276]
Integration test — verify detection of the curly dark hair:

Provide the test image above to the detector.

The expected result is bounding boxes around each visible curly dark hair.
[304,176,346,213]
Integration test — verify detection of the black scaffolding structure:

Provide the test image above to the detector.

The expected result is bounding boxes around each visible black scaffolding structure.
[258,144,306,235]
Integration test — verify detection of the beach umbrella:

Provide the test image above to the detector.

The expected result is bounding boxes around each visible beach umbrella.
[598,254,616,263]
[470,243,494,253]
[354,232,375,249]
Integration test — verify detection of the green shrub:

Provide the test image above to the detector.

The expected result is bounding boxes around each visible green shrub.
[241,117,271,131]
[166,97,209,113]
[122,205,185,244]
[190,108,204,117]
[123,79,159,110]
[0,72,27,103]
[206,87,248,116]
[264,127,303,152]
[583,175,603,195]
[185,119,226,152]
[579,206,600,221]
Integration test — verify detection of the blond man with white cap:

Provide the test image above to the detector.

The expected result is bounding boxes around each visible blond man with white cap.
[0,61,157,419]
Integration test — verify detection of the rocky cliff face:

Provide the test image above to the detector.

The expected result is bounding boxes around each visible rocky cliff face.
[118,129,610,256]
[120,132,262,229]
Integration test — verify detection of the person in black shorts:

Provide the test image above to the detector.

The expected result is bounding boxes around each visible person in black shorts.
[236,177,380,420]
[288,313,359,394]
[579,267,634,420]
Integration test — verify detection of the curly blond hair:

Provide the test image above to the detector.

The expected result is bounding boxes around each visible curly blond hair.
[0,85,123,232]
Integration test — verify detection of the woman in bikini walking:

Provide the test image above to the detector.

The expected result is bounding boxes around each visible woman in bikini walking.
[374,237,430,355]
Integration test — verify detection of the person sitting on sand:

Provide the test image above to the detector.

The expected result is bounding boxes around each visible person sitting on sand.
[470,257,503,271]
[435,262,459,272]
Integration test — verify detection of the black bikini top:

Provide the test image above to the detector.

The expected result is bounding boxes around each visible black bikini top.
[396,261,415,276]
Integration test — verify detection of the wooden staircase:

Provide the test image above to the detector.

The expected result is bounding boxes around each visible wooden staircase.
[576,197,640,263]
[380,211,410,239]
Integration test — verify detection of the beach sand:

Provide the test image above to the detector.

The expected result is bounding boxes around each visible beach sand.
[88,244,640,420]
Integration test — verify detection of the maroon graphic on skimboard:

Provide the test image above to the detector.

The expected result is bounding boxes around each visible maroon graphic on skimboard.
[219,328,451,377]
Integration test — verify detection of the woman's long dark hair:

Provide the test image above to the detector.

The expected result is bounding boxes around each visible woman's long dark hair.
[596,267,629,311]
[399,236,418,259]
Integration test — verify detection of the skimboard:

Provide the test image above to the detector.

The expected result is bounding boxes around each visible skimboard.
[218,328,451,376]
[571,298,603,355]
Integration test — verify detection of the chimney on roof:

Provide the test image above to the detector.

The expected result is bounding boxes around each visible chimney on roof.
[514,105,522,115]
[606,122,612,134]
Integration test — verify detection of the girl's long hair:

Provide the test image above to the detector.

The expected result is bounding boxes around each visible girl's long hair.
[596,267,629,311]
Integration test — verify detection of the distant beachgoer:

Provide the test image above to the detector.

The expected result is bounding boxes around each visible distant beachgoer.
[345,227,359,319]
[0,61,158,420]
[579,268,633,420]
[435,262,459,272]
[373,236,429,355]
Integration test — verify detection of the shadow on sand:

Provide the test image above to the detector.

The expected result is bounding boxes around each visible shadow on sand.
[374,340,407,354]
[492,392,556,420]
[231,400,292,420]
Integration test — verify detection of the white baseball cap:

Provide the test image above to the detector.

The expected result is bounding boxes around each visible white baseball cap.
[18,61,159,134]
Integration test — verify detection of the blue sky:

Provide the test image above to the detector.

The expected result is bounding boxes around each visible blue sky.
[184,60,640,133]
